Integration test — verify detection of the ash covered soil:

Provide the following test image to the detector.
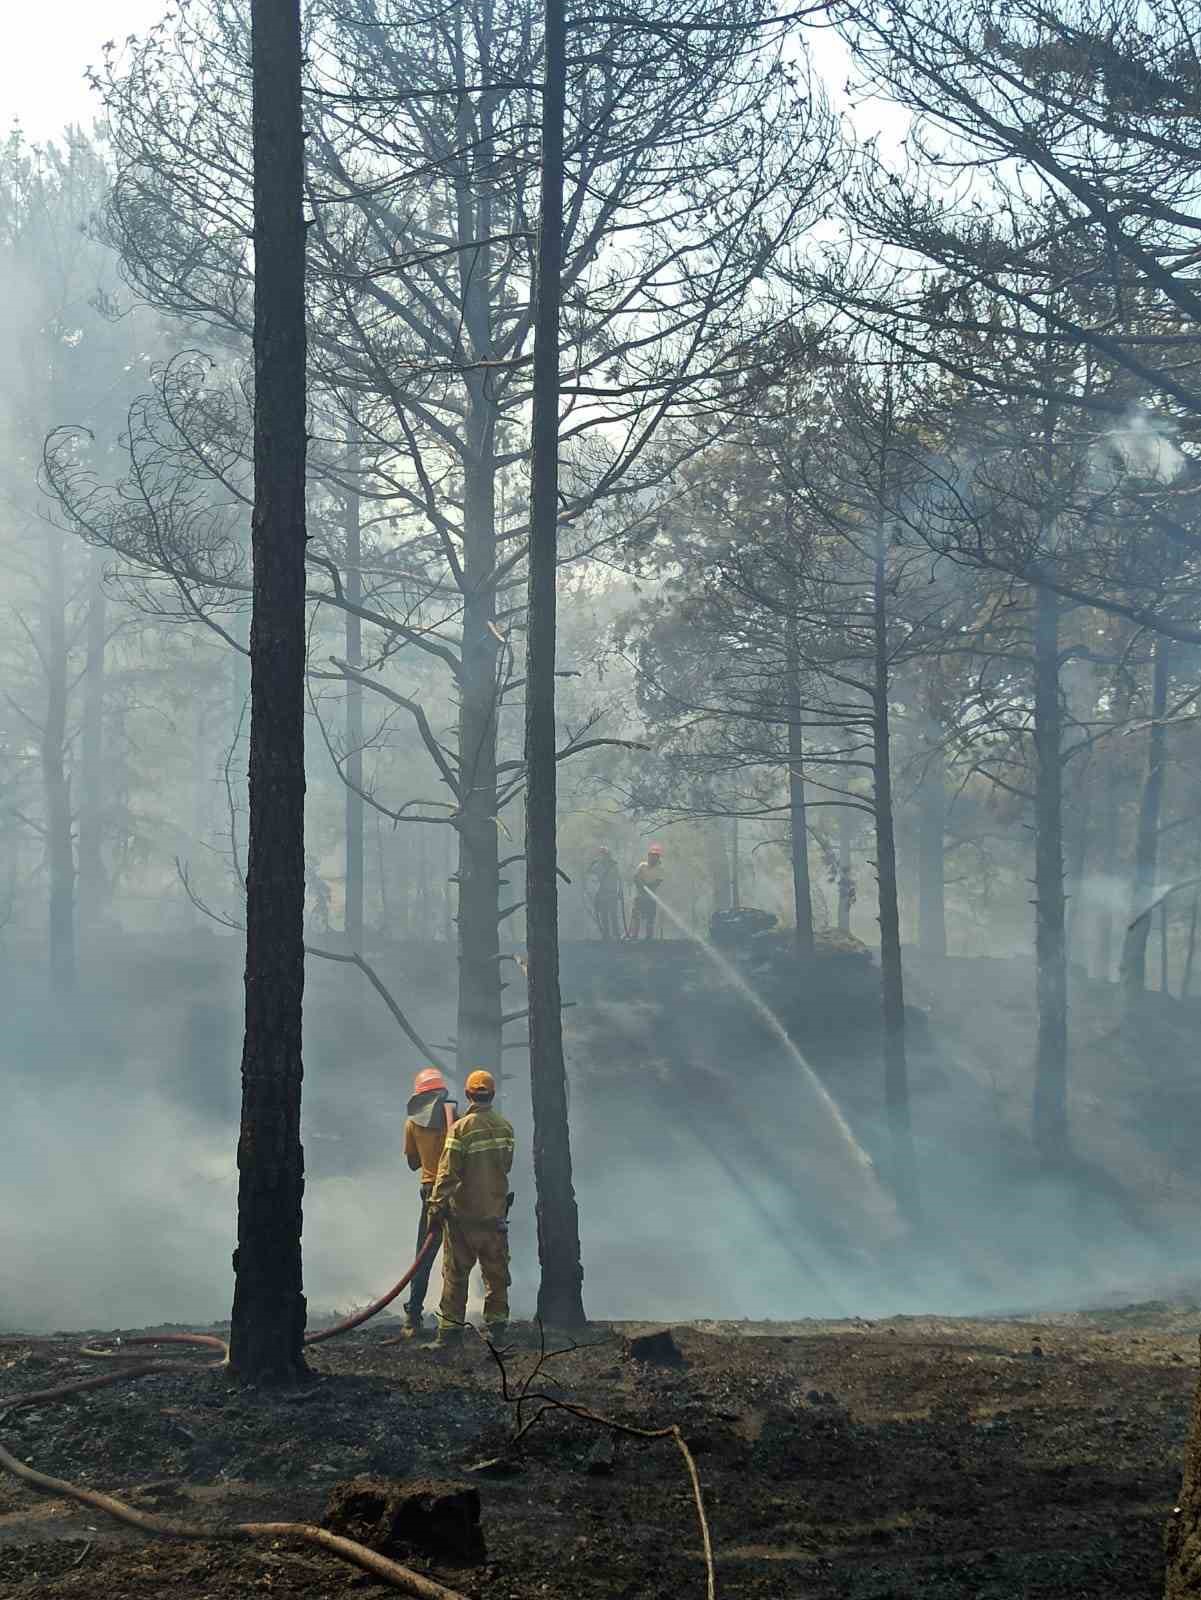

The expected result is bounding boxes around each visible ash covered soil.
[1,1302,1198,1598]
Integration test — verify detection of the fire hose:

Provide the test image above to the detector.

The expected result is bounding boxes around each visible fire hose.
[0,1228,463,1598]
[305,1226,439,1345]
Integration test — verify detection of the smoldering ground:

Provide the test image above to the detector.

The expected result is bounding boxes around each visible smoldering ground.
[5,924,1201,1335]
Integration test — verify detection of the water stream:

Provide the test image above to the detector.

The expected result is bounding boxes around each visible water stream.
[646,891,881,1181]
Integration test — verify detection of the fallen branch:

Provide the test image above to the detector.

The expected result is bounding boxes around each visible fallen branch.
[0,1263,465,1598]
[0,1425,466,1598]
[481,1325,717,1600]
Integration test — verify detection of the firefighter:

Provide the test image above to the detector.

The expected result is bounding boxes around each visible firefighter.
[426,1069,515,1350]
[626,842,664,940]
[400,1067,459,1339]
[588,844,623,940]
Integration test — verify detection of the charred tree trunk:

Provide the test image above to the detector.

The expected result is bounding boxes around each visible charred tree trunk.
[1065,755,1092,963]
[837,806,854,933]
[375,810,390,933]
[1161,900,1170,996]
[1032,581,1068,1167]
[1091,676,1129,983]
[456,433,502,1076]
[916,724,947,957]
[453,16,503,1080]
[442,825,455,944]
[525,0,585,1328]
[42,530,75,996]
[873,529,918,1222]
[1120,637,1170,1012]
[1183,887,1199,1001]
[731,815,741,910]
[786,623,815,957]
[228,0,309,1386]
[77,551,107,939]
[343,431,364,951]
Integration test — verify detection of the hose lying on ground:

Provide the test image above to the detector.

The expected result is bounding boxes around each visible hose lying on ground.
[0,1231,465,1599]
[305,1228,439,1345]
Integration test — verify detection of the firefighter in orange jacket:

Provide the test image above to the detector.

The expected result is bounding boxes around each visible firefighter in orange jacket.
[425,1069,514,1350]
[401,1067,459,1339]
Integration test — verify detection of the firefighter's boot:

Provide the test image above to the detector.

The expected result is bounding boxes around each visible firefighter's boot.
[427,1326,465,1356]
[399,1304,425,1341]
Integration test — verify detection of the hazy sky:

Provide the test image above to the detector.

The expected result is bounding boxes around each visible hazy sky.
[7,2,895,151]
[5,0,164,144]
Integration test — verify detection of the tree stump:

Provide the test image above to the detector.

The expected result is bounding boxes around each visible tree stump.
[624,1328,685,1367]
[323,1475,485,1565]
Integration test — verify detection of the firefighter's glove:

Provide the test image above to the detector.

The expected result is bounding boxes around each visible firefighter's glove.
[425,1202,447,1233]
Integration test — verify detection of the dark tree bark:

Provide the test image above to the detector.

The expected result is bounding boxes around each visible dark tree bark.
[1160,900,1170,996]
[1064,754,1092,963]
[374,810,390,932]
[1183,885,1200,1001]
[837,806,854,933]
[525,0,585,1330]
[77,551,107,939]
[456,438,503,1077]
[442,825,456,943]
[1032,580,1069,1167]
[453,28,504,1078]
[731,815,741,910]
[228,0,310,1385]
[916,722,947,957]
[786,622,815,957]
[343,429,364,951]
[42,530,76,996]
[1120,637,1170,1012]
[1091,676,1130,982]
[873,528,919,1221]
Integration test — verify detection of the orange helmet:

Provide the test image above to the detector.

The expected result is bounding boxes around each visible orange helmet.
[413,1067,447,1096]
[465,1069,496,1099]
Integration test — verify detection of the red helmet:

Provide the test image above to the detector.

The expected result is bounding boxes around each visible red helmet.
[413,1067,447,1096]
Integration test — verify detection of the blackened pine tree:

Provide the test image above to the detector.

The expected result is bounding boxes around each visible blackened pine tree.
[228,0,310,1385]
[524,0,587,1330]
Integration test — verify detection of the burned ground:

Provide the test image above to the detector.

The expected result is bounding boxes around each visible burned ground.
[5,935,1201,1595]
[1,1302,1196,1598]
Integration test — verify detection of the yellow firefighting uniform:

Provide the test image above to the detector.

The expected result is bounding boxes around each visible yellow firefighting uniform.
[404,1099,456,1184]
[402,1094,458,1324]
[627,859,664,938]
[428,1101,515,1331]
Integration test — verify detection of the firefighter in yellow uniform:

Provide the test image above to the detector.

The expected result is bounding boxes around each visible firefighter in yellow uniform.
[626,842,664,939]
[426,1069,515,1349]
[400,1067,459,1339]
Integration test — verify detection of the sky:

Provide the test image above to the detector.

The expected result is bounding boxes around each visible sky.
[4,0,164,144]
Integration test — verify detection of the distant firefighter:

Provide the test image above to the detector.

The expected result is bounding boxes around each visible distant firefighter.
[401,1067,459,1339]
[426,1069,515,1351]
[588,844,623,940]
[627,842,664,940]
